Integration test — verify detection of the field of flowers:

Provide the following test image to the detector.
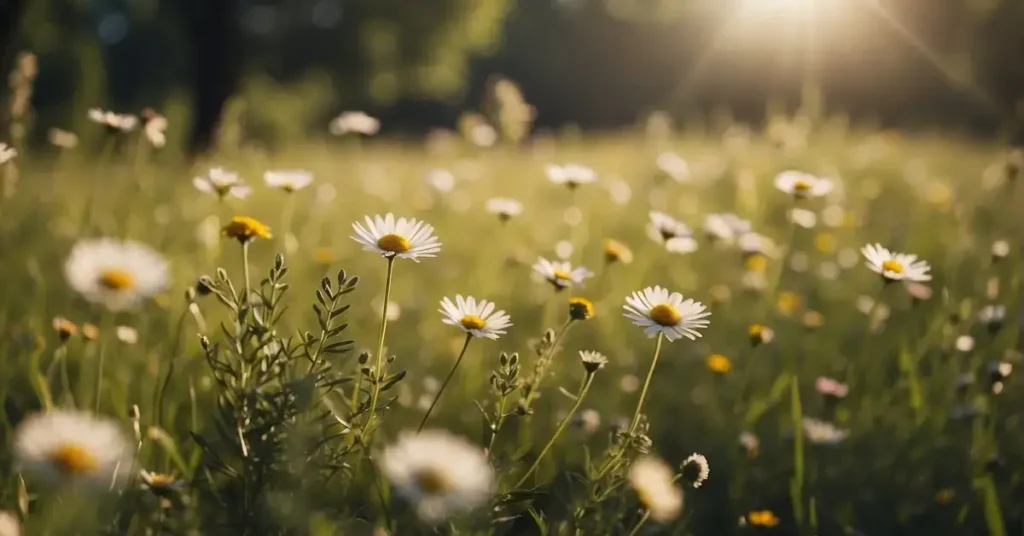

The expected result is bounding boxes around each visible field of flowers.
[0,103,1022,536]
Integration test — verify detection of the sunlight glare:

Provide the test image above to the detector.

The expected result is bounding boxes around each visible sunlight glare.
[740,0,816,18]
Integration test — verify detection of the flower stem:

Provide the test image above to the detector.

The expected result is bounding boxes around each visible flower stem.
[241,241,252,305]
[628,332,664,434]
[365,258,396,432]
[514,372,594,488]
[417,333,473,432]
[154,306,191,429]
[522,317,575,410]
[789,374,805,530]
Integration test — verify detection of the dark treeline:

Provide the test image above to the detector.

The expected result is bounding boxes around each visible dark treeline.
[3,0,1024,150]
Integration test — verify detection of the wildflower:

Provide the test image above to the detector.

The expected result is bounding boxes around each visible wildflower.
[776,291,801,316]
[0,511,19,536]
[264,169,314,192]
[802,311,825,330]
[706,354,732,374]
[579,350,608,373]
[193,168,251,199]
[568,297,594,321]
[628,456,683,523]
[802,417,849,445]
[438,296,512,340]
[647,211,698,253]
[13,410,131,488]
[115,326,138,345]
[139,470,185,495]
[978,304,1007,333]
[604,238,634,264]
[0,143,17,164]
[905,282,933,302]
[774,170,832,198]
[789,208,817,228]
[739,232,776,258]
[861,243,932,282]
[223,216,272,243]
[703,213,751,243]
[48,129,79,149]
[532,257,593,290]
[379,429,494,523]
[485,197,522,223]
[52,317,78,341]
[680,453,709,488]
[546,163,597,189]
[329,111,380,136]
[746,510,781,527]
[351,213,442,261]
[64,238,169,312]
[991,240,1010,262]
[87,108,137,132]
[425,168,456,193]
[748,323,774,346]
[572,409,601,434]
[623,286,710,341]
[656,152,690,182]
[955,335,975,352]
[141,108,167,148]
[815,377,849,399]
[738,431,760,458]
[81,323,100,341]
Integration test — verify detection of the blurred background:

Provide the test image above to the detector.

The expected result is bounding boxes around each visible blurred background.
[3,0,1024,152]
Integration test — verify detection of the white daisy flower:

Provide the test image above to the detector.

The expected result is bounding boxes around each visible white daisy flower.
[115,326,139,345]
[264,169,314,192]
[738,232,775,257]
[0,142,17,164]
[703,213,751,243]
[802,417,849,445]
[861,243,931,282]
[485,197,523,222]
[329,111,380,136]
[546,163,598,189]
[647,211,698,254]
[193,167,251,199]
[532,257,593,290]
[789,208,817,228]
[139,469,185,494]
[628,456,683,523]
[681,453,710,488]
[656,152,691,182]
[351,213,441,261]
[774,171,832,198]
[14,410,132,489]
[439,295,512,340]
[425,168,456,193]
[623,286,711,341]
[48,128,79,149]
[379,429,494,524]
[87,108,138,132]
[579,350,608,372]
[142,109,168,148]
[0,511,19,536]
[64,238,170,312]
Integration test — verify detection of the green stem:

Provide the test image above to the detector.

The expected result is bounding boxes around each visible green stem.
[789,375,805,530]
[628,332,664,434]
[241,241,251,305]
[154,307,191,429]
[417,333,473,432]
[522,317,575,410]
[514,372,594,488]
[365,258,396,433]
[626,512,651,536]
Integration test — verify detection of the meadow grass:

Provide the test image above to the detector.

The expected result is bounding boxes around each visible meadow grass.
[0,121,1021,535]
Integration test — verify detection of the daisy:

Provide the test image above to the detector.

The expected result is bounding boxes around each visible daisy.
[738,232,775,257]
[647,211,698,254]
[532,257,593,290]
[802,417,849,445]
[815,377,849,399]
[604,238,634,264]
[351,213,441,261]
[703,213,751,243]
[656,152,690,182]
[0,142,16,164]
[680,453,710,488]
[139,469,185,495]
[264,169,314,192]
[64,238,169,312]
[485,197,523,222]
[579,350,608,373]
[861,243,931,282]
[142,108,167,148]
[623,286,710,341]
[439,295,512,340]
[546,163,597,189]
[329,111,380,136]
[628,456,683,523]
[48,128,79,149]
[379,429,494,523]
[774,171,832,198]
[13,410,132,488]
[193,167,251,199]
[87,108,138,132]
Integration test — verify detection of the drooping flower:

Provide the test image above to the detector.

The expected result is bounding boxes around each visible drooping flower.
[379,429,494,523]
[680,453,710,488]
[139,470,185,495]
[329,111,380,136]
[64,238,170,312]
[438,295,512,340]
[532,257,593,290]
[603,238,634,264]
[647,211,698,254]
[623,286,710,341]
[628,456,683,523]
[861,243,931,282]
[485,197,523,222]
[193,168,251,199]
[223,216,273,243]
[568,297,595,321]
[774,171,832,198]
[264,169,314,192]
[546,163,598,189]
[579,350,608,373]
[14,410,132,488]
[351,213,442,261]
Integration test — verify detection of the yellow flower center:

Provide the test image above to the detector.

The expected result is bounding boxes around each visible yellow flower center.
[748,510,780,527]
[745,254,768,273]
[568,297,594,321]
[649,304,681,327]
[793,180,811,192]
[415,468,452,494]
[460,314,486,330]
[604,239,632,264]
[50,443,98,475]
[552,268,572,281]
[99,268,136,291]
[223,216,272,242]
[748,324,763,337]
[376,233,411,254]
[147,473,177,487]
[706,354,732,373]
[881,259,904,274]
